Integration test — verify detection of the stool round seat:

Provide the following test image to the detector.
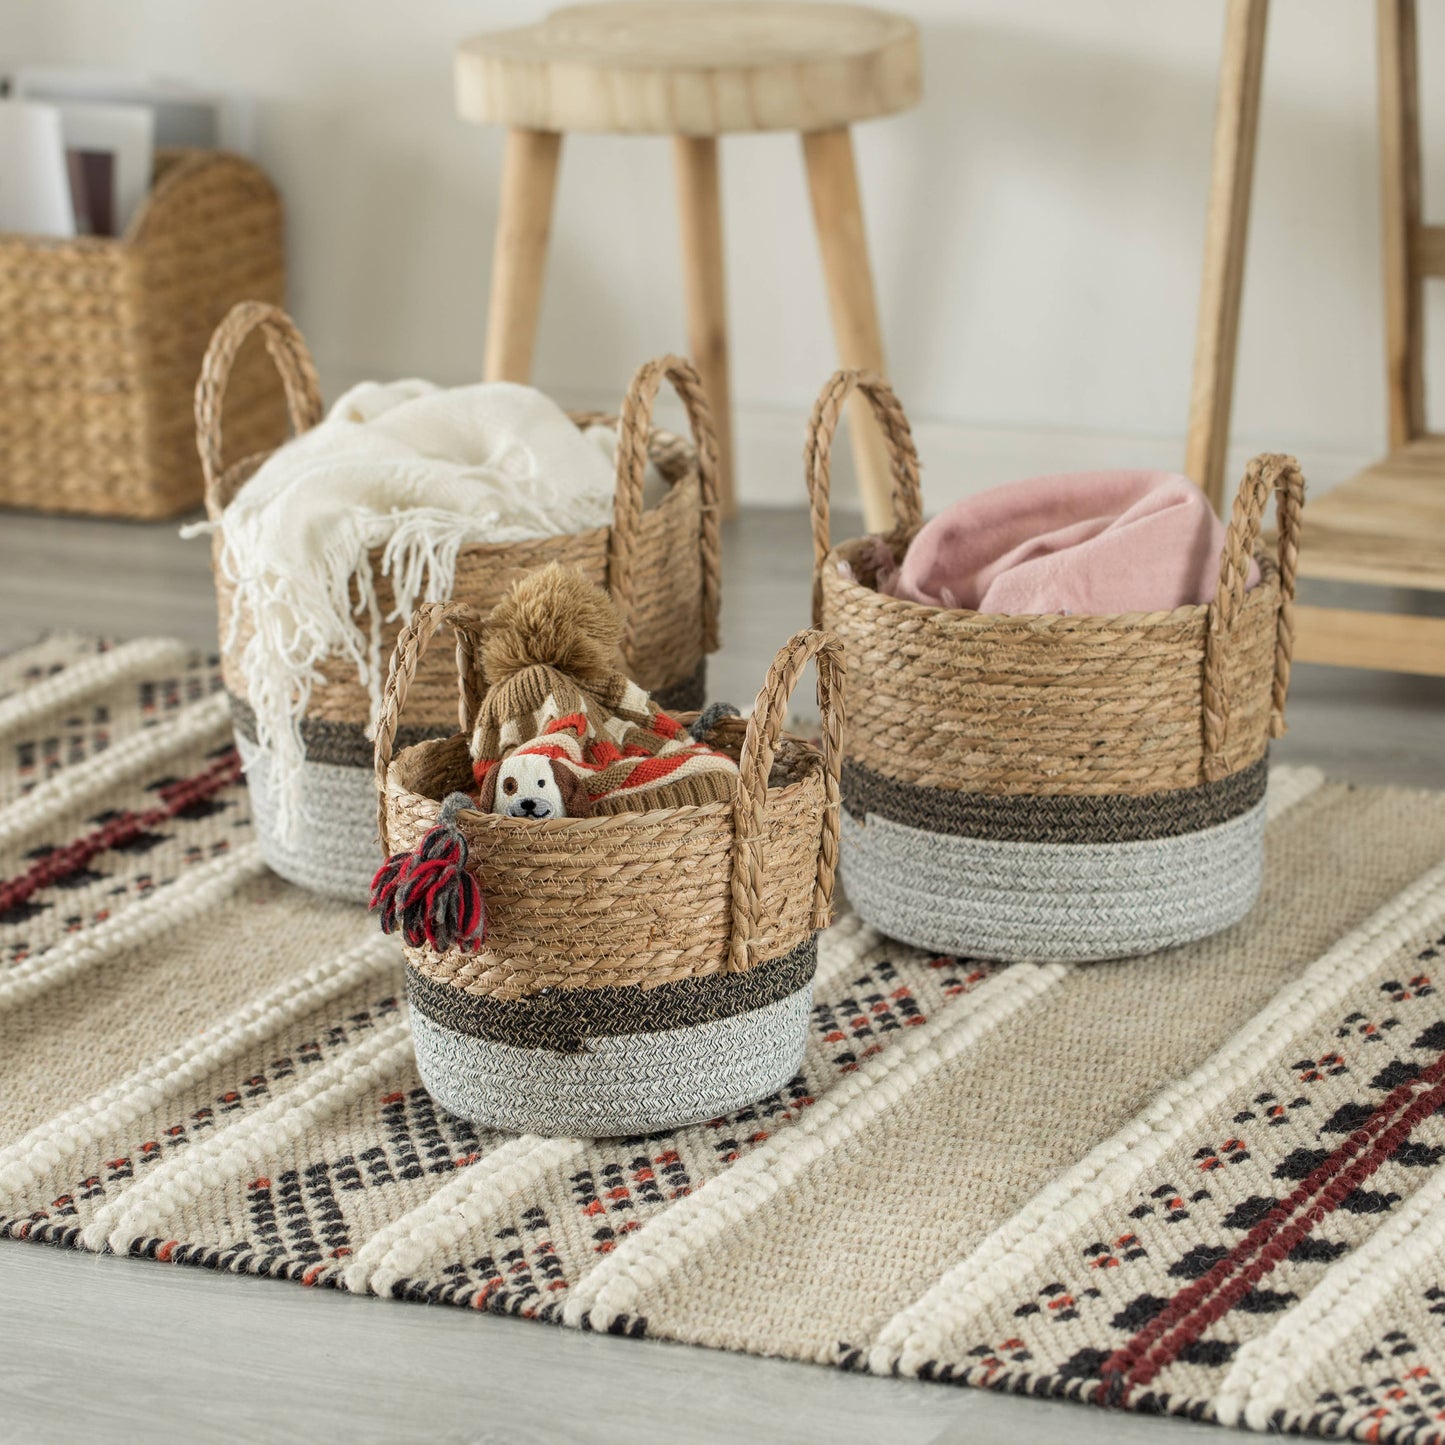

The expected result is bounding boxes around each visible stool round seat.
[455,1,921,136]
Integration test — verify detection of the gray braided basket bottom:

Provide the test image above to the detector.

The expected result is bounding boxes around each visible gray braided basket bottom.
[838,757,1271,962]
[236,736,381,902]
[840,806,1266,962]
[407,936,818,1137]
[233,665,707,903]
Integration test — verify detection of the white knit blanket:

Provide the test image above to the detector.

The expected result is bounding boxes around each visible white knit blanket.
[187,378,649,843]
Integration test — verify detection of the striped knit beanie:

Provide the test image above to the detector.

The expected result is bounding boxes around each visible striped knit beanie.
[469,565,737,815]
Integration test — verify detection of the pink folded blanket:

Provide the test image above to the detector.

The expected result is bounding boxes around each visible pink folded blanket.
[879,469,1258,615]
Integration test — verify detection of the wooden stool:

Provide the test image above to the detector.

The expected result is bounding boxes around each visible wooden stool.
[456,1,921,527]
[1187,0,1445,675]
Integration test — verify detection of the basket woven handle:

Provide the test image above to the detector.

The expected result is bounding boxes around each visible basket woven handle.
[727,628,847,973]
[195,302,324,521]
[804,370,924,627]
[373,600,488,854]
[1201,453,1306,781]
[609,354,723,660]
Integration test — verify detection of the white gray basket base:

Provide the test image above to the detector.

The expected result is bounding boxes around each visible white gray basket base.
[236,735,377,903]
[839,797,1268,963]
[410,983,813,1138]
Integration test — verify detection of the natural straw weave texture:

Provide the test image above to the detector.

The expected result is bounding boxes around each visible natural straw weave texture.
[197,303,723,902]
[9,635,1445,1445]
[807,369,1305,960]
[375,601,844,1134]
[199,305,723,727]
[0,149,286,518]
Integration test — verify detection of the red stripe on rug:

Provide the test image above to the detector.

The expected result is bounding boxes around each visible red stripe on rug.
[0,748,241,916]
[1099,1048,1445,1405]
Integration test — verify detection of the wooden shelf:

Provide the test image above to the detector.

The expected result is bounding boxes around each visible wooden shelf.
[1296,439,1445,592]
[1293,604,1445,675]
[1189,3,1445,675]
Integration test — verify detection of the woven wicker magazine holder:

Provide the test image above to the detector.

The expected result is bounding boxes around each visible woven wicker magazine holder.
[0,149,286,518]
[376,601,845,1137]
[806,370,1305,962]
[196,302,722,903]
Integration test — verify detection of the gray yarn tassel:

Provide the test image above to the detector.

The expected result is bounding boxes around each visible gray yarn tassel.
[690,702,740,743]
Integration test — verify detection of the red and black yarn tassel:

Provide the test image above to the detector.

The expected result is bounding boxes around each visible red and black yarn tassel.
[370,792,485,954]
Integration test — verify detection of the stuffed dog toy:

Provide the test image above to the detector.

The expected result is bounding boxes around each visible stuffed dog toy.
[476,749,591,819]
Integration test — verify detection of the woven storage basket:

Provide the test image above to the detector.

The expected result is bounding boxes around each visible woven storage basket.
[0,148,286,518]
[197,303,723,904]
[375,601,845,1138]
[806,370,1306,963]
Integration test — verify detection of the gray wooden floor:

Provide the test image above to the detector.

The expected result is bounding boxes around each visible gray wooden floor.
[0,506,1441,1445]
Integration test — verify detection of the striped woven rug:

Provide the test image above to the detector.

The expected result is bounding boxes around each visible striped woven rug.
[5,634,1445,1440]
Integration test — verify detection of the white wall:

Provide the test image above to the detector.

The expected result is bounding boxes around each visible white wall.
[11,0,1444,507]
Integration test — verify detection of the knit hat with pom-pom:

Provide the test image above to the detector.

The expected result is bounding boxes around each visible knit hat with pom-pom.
[469,564,737,814]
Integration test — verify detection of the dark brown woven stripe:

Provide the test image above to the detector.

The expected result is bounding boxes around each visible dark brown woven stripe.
[230,658,707,769]
[406,933,816,1053]
[841,754,1270,844]
[228,691,438,768]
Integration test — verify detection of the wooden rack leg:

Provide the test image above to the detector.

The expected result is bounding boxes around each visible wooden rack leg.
[1184,0,1270,513]
[802,126,896,534]
[1378,0,1425,449]
[674,135,737,518]
[483,128,562,382]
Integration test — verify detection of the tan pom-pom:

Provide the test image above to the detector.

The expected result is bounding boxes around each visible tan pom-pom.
[483,563,625,688]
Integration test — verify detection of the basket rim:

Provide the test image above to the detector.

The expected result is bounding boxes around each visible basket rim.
[385,727,828,836]
[823,535,1281,630]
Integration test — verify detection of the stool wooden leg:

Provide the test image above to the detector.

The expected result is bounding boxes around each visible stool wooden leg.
[1184,0,1270,512]
[674,135,736,518]
[483,128,562,383]
[802,125,895,533]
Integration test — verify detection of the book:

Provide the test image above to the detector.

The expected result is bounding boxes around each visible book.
[11,67,230,149]
[0,99,73,237]
[52,100,155,236]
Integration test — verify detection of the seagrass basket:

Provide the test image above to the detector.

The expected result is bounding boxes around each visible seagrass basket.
[0,149,286,518]
[806,370,1305,962]
[375,601,845,1138]
[197,302,722,903]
